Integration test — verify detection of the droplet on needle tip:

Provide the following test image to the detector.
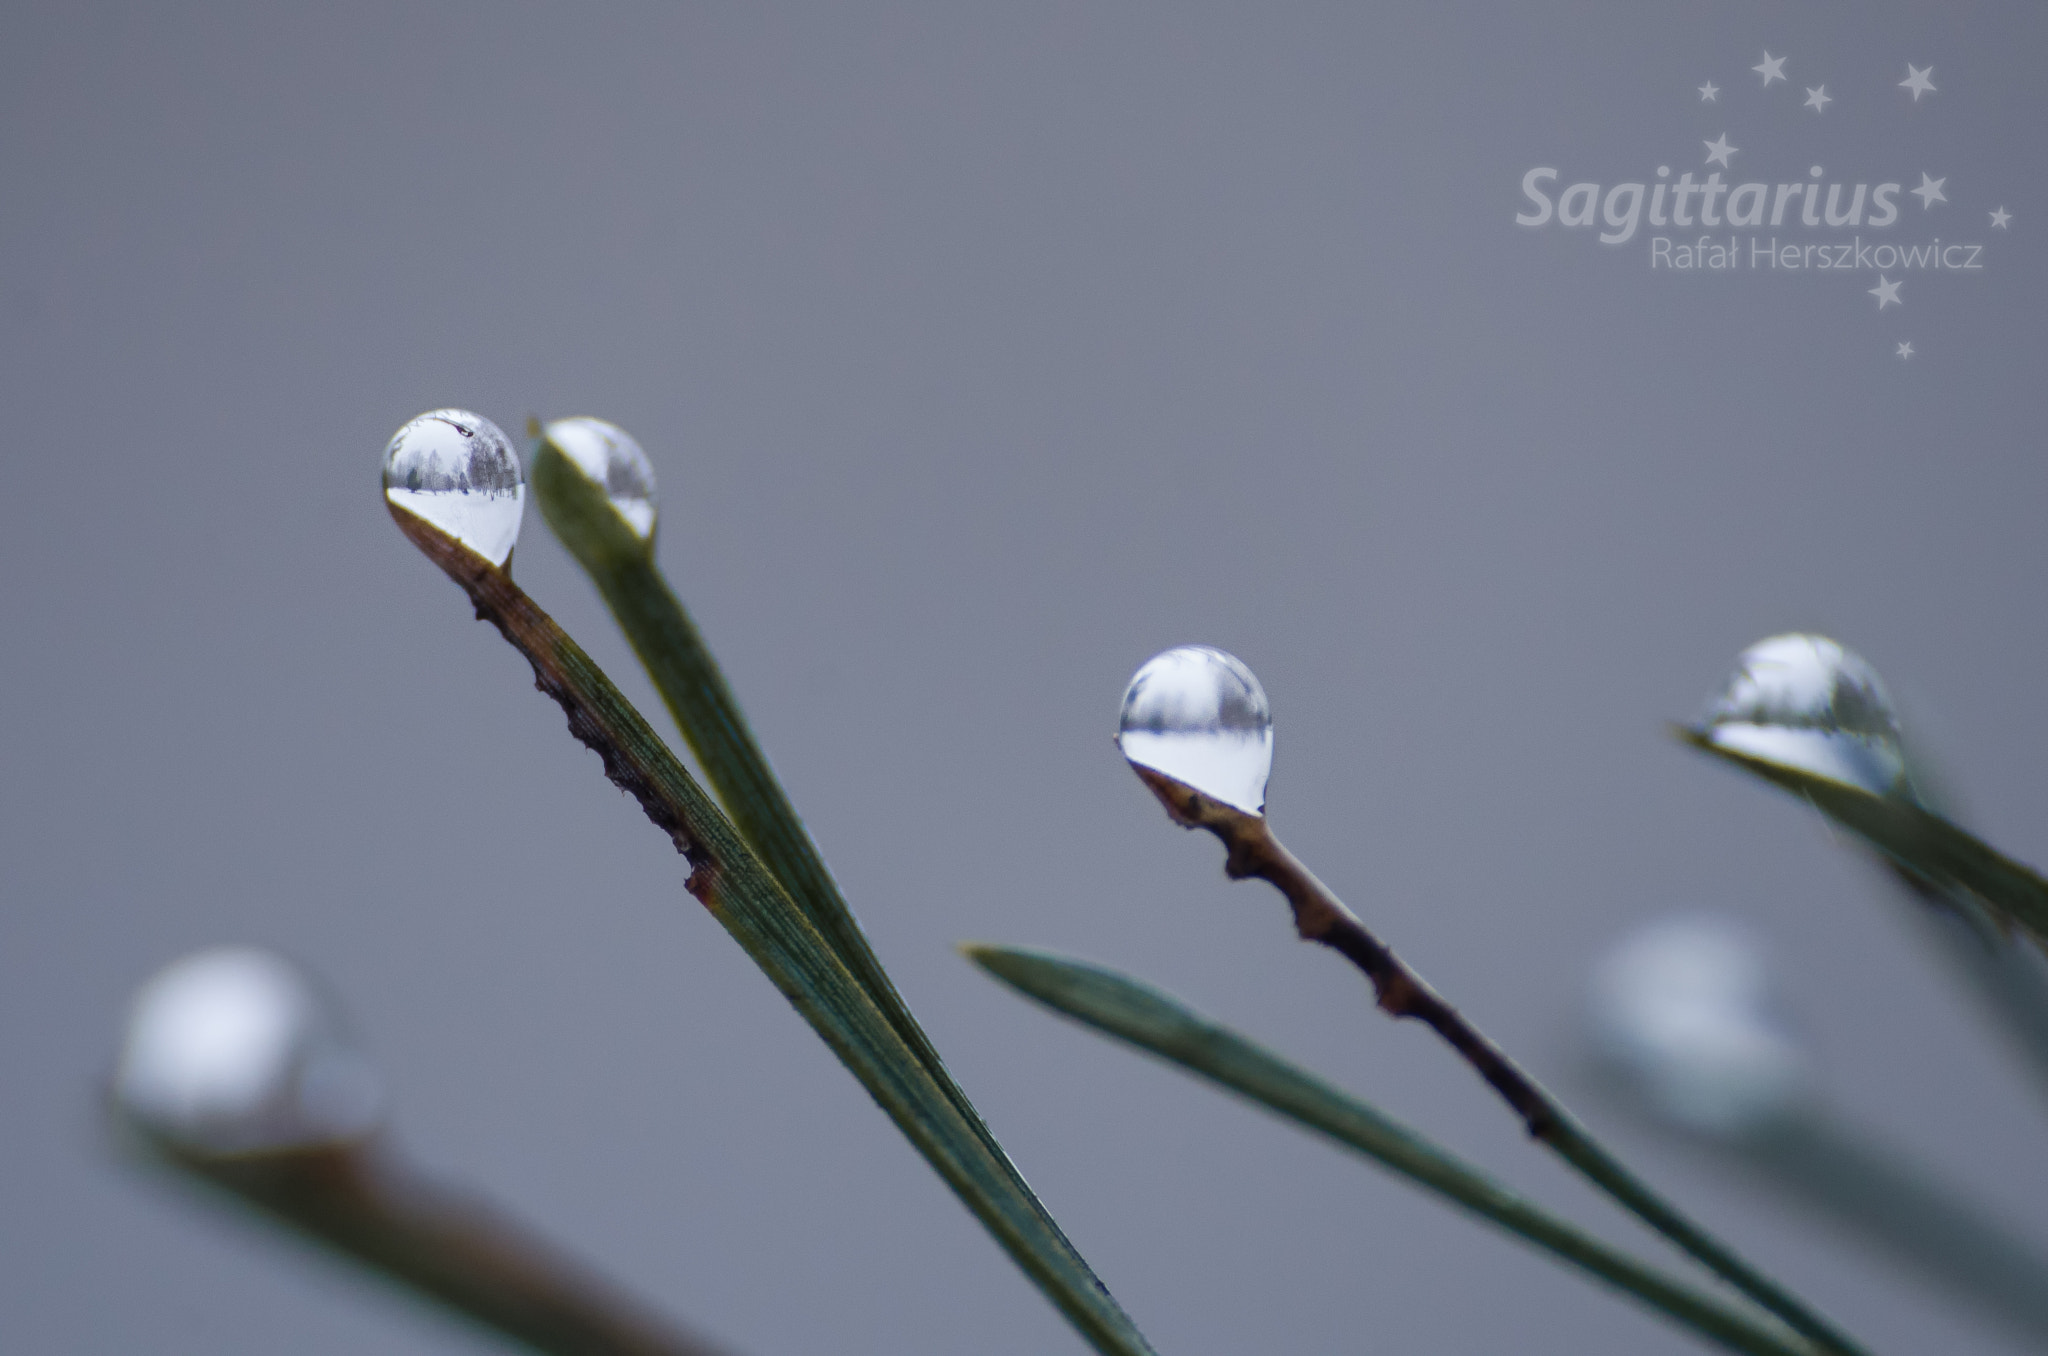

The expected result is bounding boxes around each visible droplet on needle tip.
[382,409,525,567]
[1700,633,1910,799]
[543,417,658,541]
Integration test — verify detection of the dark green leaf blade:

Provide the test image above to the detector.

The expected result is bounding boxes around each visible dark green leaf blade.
[393,504,1156,1356]
[530,434,983,1132]
[967,944,1814,1356]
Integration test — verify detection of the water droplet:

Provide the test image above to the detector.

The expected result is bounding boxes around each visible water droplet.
[114,947,383,1154]
[1117,646,1273,816]
[1701,633,1910,798]
[382,409,526,567]
[1589,916,1804,1137]
[543,417,658,540]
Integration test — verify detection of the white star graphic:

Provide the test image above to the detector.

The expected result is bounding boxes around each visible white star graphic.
[1703,133,1738,168]
[1990,207,2012,229]
[1910,173,1947,210]
[1753,51,1788,85]
[1699,81,1719,102]
[1804,86,1831,113]
[1900,64,1936,100]
[1896,341,1914,360]
[1869,276,1903,309]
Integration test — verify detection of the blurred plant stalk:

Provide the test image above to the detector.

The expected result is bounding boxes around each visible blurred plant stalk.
[129,1130,731,1356]
[1589,910,2048,1348]
[1883,866,2048,1101]
[112,944,727,1356]
[1704,1110,2048,1347]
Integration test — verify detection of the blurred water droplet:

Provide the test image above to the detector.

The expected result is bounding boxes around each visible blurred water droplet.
[1702,633,1910,798]
[1117,646,1273,815]
[544,417,658,541]
[1589,916,1805,1137]
[115,948,383,1154]
[382,409,525,566]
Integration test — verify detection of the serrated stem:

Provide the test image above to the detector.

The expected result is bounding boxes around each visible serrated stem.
[1130,764,1867,1356]
[391,503,1156,1356]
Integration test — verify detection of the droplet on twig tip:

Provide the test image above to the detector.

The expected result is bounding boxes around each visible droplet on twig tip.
[1117,646,1273,816]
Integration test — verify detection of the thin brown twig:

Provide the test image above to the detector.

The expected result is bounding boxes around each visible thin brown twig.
[1136,766,1557,1136]
[1131,763,1866,1356]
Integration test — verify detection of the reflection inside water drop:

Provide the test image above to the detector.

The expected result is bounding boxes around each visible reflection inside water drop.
[115,947,384,1154]
[1701,633,1910,798]
[1589,916,1805,1137]
[1117,646,1273,816]
[382,409,526,567]
[544,417,658,540]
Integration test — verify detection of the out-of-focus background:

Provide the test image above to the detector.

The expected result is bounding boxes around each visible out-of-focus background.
[4,2,2045,1352]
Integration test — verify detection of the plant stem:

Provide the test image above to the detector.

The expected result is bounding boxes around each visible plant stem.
[1130,764,1867,1356]
[135,1133,728,1356]
[1605,1088,2048,1349]
[1748,1112,2048,1345]
[1882,864,2048,1104]
[391,504,1157,1356]
[970,945,1821,1356]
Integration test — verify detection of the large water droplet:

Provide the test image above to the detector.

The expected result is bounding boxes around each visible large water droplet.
[1589,916,1805,1137]
[1117,646,1273,816]
[114,947,384,1154]
[1701,633,1910,799]
[382,409,526,567]
[544,417,658,541]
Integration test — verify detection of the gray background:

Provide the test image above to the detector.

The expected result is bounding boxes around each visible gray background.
[4,2,2045,1352]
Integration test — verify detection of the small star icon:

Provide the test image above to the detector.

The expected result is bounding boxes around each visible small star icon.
[1896,341,1914,360]
[1804,85,1831,113]
[1699,80,1719,102]
[1753,51,1788,86]
[1870,276,1903,310]
[1703,133,1739,168]
[1910,173,1947,209]
[1990,207,2012,229]
[1900,64,1936,101]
